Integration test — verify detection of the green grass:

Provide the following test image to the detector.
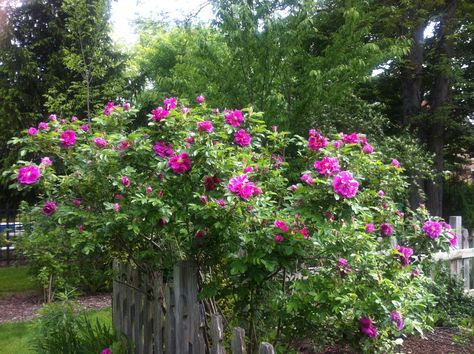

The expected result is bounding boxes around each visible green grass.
[0,321,34,354]
[0,266,39,298]
[0,307,112,354]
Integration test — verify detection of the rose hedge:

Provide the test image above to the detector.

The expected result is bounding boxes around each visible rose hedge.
[8,97,456,352]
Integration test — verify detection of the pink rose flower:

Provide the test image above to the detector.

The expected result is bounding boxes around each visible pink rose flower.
[396,245,413,266]
[380,223,394,237]
[227,174,262,200]
[204,176,221,191]
[314,156,340,176]
[48,114,57,121]
[38,122,49,131]
[332,171,359,198]
[71,116,78,122]
[118,140,131,150]
[60,119,66,125]
[197,121,214,133]
[391,159,401,168]
[151,107,170,121]
[196,95,205,103]
[181,107,190,114]
[274,220,289,232]
[365,223,375,233]
[146,186,153,194]
[121,176,131,187]
[60,130,76,147]
[216,199,226,207]
[81,124,89,132]
[360,316,378,338]
[343,132,359,144]
[422,220,443,239]
[104,101,115,116]
[224,109,244,127]
[307,132,328,151]
[377,190,385,197]
[28,127,38,136]
[333,140,343,149]
[72,199,81,207]
[18,165,41,184]
[200,195,209,204]
[300,173,314,186]
[362,144,373,154]
[234,129,251,146]
[123,102,130,110]
[163,97,177,110]
[113,203,121,212]
[101,348,112,354]
[153,141,174,157]
[41,157,52,166]
[168,153,191,174]
[94,137,108,148]
[42,201,57,216]
[274,235,284,243]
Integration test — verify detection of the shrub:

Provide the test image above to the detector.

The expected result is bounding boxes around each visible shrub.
[9,97,455,352]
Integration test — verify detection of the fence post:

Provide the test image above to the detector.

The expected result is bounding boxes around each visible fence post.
[210,314,226,354]
[449,216,463,276]
[231,327,246,354]
[463,228,470,290]
[259,342,275,354]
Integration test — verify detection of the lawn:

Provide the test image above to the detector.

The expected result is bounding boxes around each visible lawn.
[0,266,39,298]
[0,307,112,354]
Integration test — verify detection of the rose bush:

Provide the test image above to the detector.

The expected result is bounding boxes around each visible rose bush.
[8,96,455,352]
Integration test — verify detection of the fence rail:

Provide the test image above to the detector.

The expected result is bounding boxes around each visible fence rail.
[433,216,474,294]
[113,261,275,354]
[0,208,26,265]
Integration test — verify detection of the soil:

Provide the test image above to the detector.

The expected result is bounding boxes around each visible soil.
[0,293,111,324]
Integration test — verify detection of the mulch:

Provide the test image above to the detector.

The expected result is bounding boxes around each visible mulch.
[298,327,474,353]
[0,293,111,324]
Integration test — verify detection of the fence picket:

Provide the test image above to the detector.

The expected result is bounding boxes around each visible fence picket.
[210,314,226,354]
[259,342,275,354]
[231,327,247,354]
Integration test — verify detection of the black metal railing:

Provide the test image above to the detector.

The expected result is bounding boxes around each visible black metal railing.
[0,208,26,265]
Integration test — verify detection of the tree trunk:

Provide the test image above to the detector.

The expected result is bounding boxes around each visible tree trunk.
[426,0,456,216]
[400,20,425,208]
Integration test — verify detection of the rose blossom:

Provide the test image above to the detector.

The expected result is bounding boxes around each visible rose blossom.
[121,176,131,187]
[448,232,458,248]
[307,132,328,151]
[28,127,38,136]
[72,199,81,206]
[38,122,49,131]
[338,258,352,276]
[274,235,284,243]
[196,95,205,103]
[300,173,314,186]
[332,171,359,198]
[153,141,174,157]
[200,195,209,204]
[362,144,373,154]
[359,316,378,338]
[104,101,115,116]
[197,121,214,133]
[390,311,404,331]
[422,220,443,239]
[195,230,206,238]
[94,137,108,148]
[314,156,340,176]
[146,186,153,194]
[60,130,76,147]
[181,107,190,114]
[234,129,251,146]
[48,114,57,121]
[216,199,226,207]
[168,153,191,174]
[101,349,112,354]
[391,159,401,168]
[227,174,262,200]
[333,140,343,149]
[274,220,289,232]
[204,176,221,191]
[380,223,394,237]
[118,140,131,150]
[42,201,57,216]
[38,157,52,168]
[60,119,66,125]
[224,109,244,127]
[343,132,359,144]
[163,97,177,110]
[365,223,375,233]
[123,102,130,110]
[18,165,41,184]
[396,245,413,266]
[71,115,78,122]
[81,124,90,132]
[377,190,385,197]
[151,107,169,121]
[113,203,121,212]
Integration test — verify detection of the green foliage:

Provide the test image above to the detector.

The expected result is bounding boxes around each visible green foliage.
[8,97,454,352]
[444,179,474,230]
[428,264,474,327]
[32,303,128,354]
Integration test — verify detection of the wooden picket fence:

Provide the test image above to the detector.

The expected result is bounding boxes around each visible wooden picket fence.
[113,261,275,354]
[433,216,474,294]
